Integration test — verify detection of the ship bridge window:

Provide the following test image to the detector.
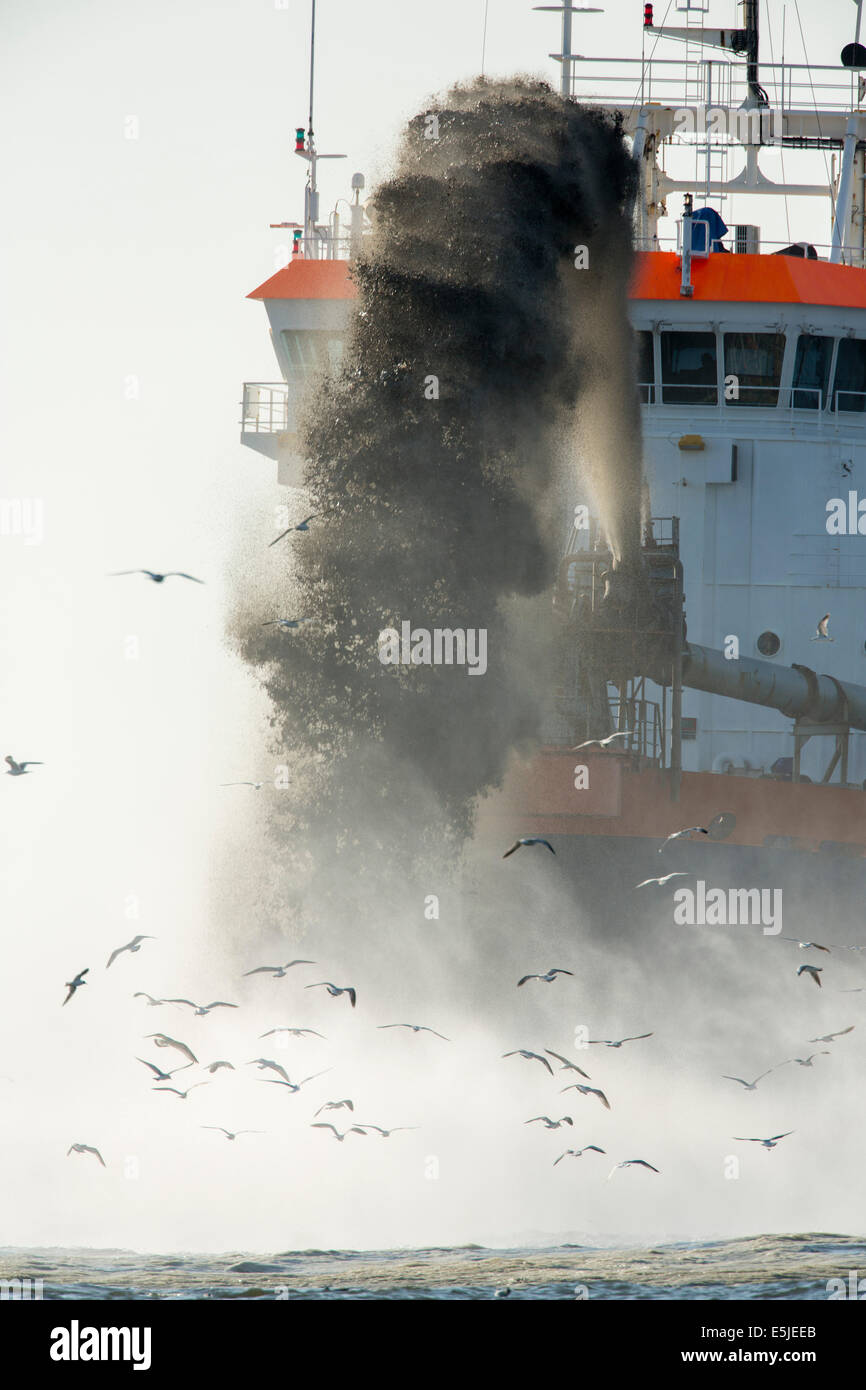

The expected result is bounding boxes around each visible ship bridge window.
[635,330,654,403]
[832,337,866,412]
[723,332,785,407]
[280,330,344,379]
[792,334,833,410]
[660,330,717,405]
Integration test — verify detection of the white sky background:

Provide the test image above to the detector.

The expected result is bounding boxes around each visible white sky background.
[0,0,863,1257]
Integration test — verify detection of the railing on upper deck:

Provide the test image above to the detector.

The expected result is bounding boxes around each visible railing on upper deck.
[637,380,866,420]
[568,57,864,119]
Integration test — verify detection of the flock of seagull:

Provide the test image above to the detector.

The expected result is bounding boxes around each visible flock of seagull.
[501,820,862,1168]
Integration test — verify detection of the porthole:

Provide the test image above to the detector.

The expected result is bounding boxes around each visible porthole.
[756,630,781,657]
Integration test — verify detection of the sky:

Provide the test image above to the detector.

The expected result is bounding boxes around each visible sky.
[1,0,864,1257]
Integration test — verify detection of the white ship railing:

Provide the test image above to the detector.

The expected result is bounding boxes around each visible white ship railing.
[241,382,290,434]
[569,58,865,118]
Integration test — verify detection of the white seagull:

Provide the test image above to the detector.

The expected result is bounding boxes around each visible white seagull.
[587,1033,653,1049]
[221,781,265,789]
[243,961,315,978]
[314,1100,354,1117]
[67,1143,106,1167]
[733,1132,794,1150]
[554,1146,605,1166]
[814,613,831,639]
[608,1159,659,1179]
[502,1050,554,1076]
[797,964,823,987]
[310,1123,367,1142]
[106,936,155,970]
[154,1082,210,1100]
[248,1058,291,1082]
[354,1125,418,1138]
[136,1057,190,1083]
[133,992,171,1007]
[544,1048,591,1080]
[570,732,631,752]
[502,838,555,859]
[634,872,690,890]
[561,1083,611,1110]
[517,969,573,988]
[377,1024,450,1039]
[268,515,318,546]
[782,1053,830,1068]
[809,1026,854,1043]
[145,1034,198,1065]
[781,937,831,953]
[305,981,356,1007]
[167,999,239,1016]
[525,1116,573,1130]
[63,969,89,1006]
[262,1068,332,1095]
[259,1026,325,1040]
[201,1127,263,1142]
[109,569,204,584]
[722,1069,776,1091]
[658,826,709,853]
[5,755,43,776]
[203,1060,236,1073]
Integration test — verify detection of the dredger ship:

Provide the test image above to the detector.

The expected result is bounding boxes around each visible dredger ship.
[240,1,866,914]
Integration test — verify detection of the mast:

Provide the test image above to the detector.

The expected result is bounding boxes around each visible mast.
[295,0,345,258]
[532,5,604,99]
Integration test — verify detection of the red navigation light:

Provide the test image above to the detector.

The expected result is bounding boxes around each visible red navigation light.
[644,3,653,26]
[295,128,306,152]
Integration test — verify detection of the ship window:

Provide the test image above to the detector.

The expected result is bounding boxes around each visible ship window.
[635,330,654,403]
[281,330,344,378]
[723,332,785,406]
[660,331,717,405]
[756,630,781,657]
[792,334,833,410]
[832,337,866,412]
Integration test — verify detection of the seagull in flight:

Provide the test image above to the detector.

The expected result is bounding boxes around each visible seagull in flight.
[221,780,265,789]
[145,1034,198,1065]
[634,872,690,890]
[814,613,831,639]
[781,937,831,953]
[377,1024,450,1039]
[136,1057,191,1083]
[262,1068,332,1094]
[502,838,555,859]
[167,999,239,1016]
[243,961,315,978]
[268,515,318,546]
[570,732,631,752]
[311,1123,367,1142]
[154,1082,210,1100]
[797,964,823,987]
[782,1053,830,1068]
[544,1049,591,1080]
[315,1100,354,1117]
[201,1127,263,1142]
[106,936,155,969]
[586,1033,653,1049]
[67,1143,106,1167]
[658,826,709,853]
[354,1125,418,1138]
[502,1050,554,1076]
[248,1058,291,1082]
[63,969,89,1005]
[109,569,204,584]
[5,755,43,776]
[259,1026,325,1040]
[608,1159,659,1179]
[261,618,313,630]
[561,1083,610,1110]
[517,969,573,988]
[133,992,171,1007]
[554,1146,605,1165]
[525,1116,573,1130]
[733,1131,794,1150]
[305,981,356,1007]
[809,1026,854,1044]
[722,1069,776,1091]
[203,1060,235,1073]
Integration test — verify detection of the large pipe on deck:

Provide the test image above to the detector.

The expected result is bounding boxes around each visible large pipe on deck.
[680,643,866,730]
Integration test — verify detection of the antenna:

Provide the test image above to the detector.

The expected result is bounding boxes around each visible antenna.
[293,0,346,258]
[532,5,604,98]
